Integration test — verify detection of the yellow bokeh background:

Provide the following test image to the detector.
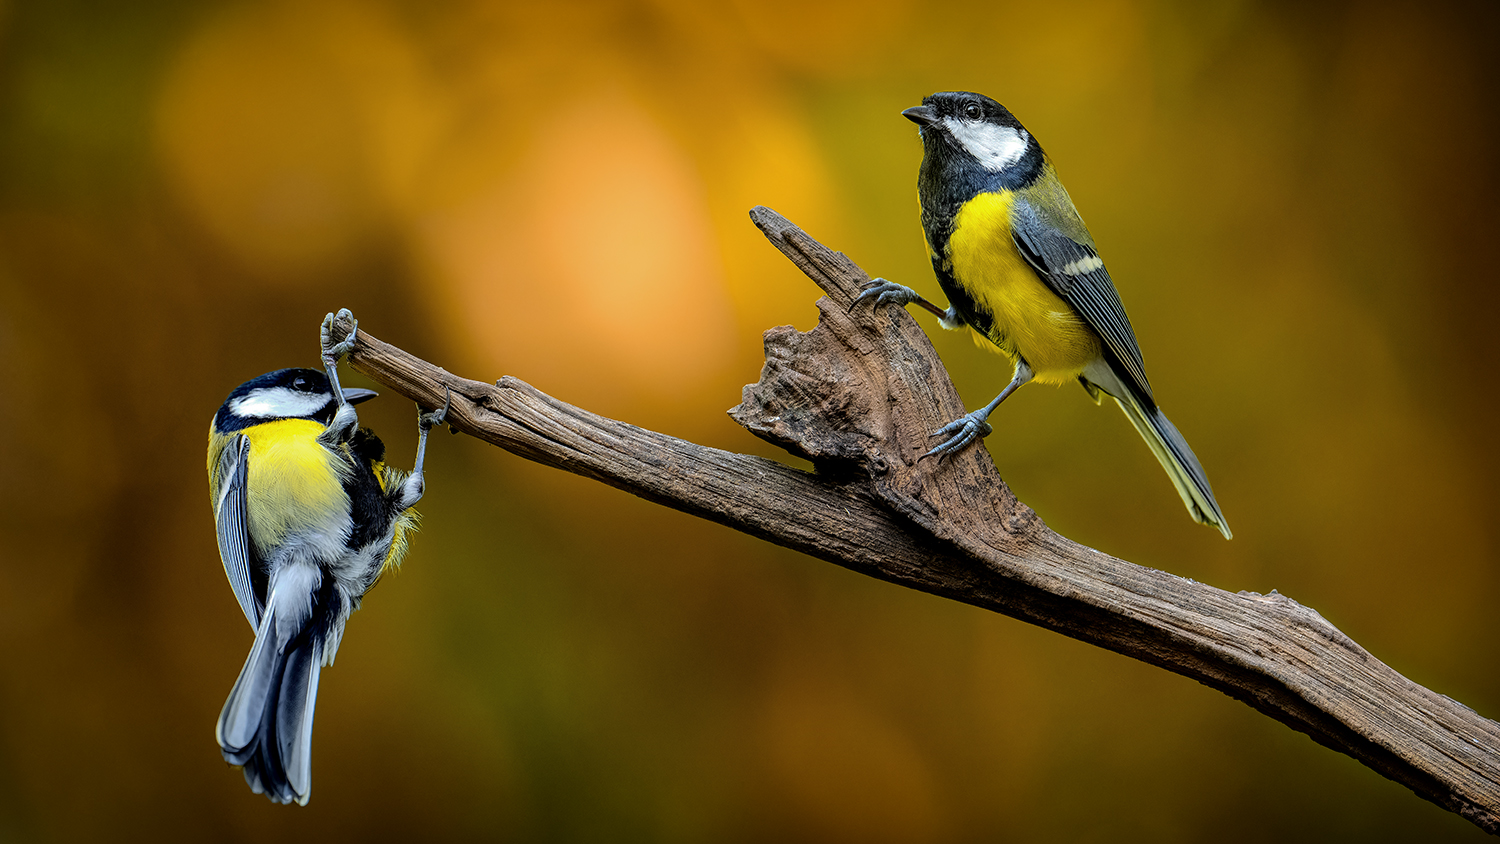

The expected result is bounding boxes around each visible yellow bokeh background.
[2,0,1498,840]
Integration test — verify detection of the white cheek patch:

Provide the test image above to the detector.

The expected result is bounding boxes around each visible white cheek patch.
[944,118,1029,172]
[1062,255,1104,276]
[232,387,328,419]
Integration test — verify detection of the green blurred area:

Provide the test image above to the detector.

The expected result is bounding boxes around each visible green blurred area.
[1,0,1497,840]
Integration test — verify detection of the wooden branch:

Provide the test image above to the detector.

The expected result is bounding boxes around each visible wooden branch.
[328,207,1500,835]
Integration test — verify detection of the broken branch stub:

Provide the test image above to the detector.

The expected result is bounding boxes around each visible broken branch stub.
[731,207,1037,547]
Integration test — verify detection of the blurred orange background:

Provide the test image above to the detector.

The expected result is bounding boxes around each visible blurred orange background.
[2,0,1498,840]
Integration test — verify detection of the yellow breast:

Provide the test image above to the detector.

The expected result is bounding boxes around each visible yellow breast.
[947,191,1101,384]
[239,419,349,550]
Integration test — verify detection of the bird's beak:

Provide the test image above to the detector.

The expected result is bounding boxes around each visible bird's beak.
[902,105,937,126]
[344,388,378,405]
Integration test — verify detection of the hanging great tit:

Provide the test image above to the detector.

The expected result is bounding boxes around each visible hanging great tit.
[859,91,1230,538]
[207,309,449,804]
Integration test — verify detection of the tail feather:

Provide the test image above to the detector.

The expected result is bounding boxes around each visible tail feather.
[217,610,324,806]
[276,638,321,801]
[1085,362,1231,539]
[217,614,278,755]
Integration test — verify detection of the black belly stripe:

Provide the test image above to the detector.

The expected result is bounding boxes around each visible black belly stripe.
[931,254,999,342]
[344,428,395,550]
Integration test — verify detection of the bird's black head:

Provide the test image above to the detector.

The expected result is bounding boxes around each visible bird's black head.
[905,92,1022,131]
[902,91,1039,184]
[213,367,377,433]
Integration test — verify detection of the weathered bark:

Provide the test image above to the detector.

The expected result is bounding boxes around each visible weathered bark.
[328,207,1500,834]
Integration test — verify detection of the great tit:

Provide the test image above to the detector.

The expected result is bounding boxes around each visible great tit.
[859,91,1230,539]
[207,309,448,804]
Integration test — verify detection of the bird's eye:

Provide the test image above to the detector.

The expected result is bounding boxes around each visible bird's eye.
[964,103,982,120]
[293,377,312,392]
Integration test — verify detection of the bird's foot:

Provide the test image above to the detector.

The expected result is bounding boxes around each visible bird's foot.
[420,387,452,433]
[853,278,923,312]
[923,411,993,460]
[320,308,358,368]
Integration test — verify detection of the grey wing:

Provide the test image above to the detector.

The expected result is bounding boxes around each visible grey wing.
[213,434,263,630]
[1011,195,1153,403]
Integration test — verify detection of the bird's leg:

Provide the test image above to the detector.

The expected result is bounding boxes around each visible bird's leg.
[854,278,955,323]
[412,388,451,478]
[319,308,359,403]
[925,359,1034,460]
[319,309,361,444]
[395,387,451,511]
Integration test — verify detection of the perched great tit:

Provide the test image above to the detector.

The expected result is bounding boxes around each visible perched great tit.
[859,91,1230,538]
[207,309,448,804]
